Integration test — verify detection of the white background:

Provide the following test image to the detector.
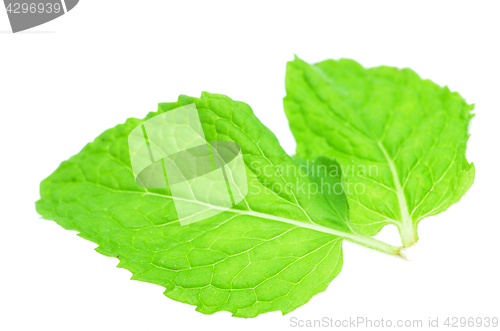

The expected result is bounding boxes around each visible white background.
[1,1,499,330]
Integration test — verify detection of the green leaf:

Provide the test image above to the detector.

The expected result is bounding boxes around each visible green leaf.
[284,57,475,246]
[36,92,400,318]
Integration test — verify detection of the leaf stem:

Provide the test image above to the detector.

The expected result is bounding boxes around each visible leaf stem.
[344,230,407,259]
[377,141,418,248]
[222,208,406,259]
[399,220,419,248]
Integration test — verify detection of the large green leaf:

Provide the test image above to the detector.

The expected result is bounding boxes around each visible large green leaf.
[284,57,475,246]
[36,92,399,318]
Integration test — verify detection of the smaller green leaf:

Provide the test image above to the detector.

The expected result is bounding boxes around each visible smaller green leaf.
[284,56,475,247]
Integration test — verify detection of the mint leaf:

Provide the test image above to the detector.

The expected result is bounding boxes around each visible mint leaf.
[36,92,400,318]
[284,57,475,247]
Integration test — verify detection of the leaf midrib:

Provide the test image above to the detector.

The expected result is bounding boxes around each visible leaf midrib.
[64,179,401,255]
